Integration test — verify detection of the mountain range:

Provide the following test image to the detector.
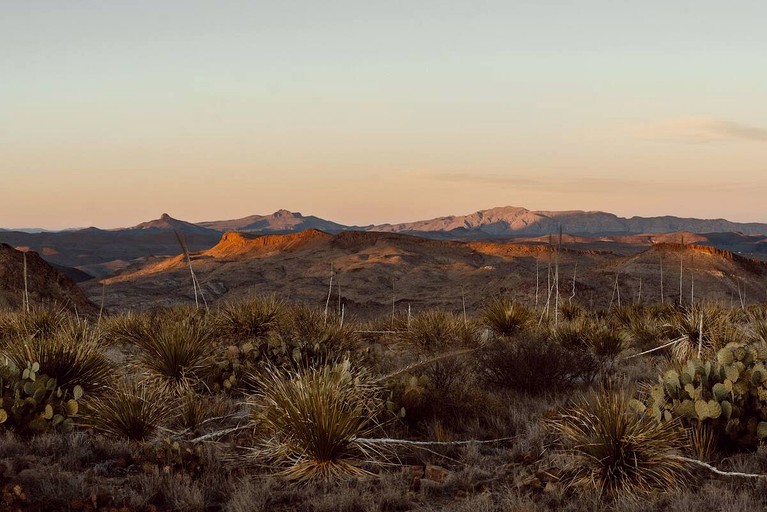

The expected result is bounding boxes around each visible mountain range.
[1,206,766,283]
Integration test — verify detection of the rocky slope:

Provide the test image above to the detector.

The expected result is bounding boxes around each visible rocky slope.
[85,230,767,314]
[0,244,98,312]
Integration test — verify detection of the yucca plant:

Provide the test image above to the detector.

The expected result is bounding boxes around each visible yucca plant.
[250,360,385,482]
[0,306,68,341]
[215,295,286,340]
[170,387,231,436]
[403,310,479,351]
[2,318,113,395]
[100,311,152,345]
[667,304,733,362]
[549,384,690,498]
[482,297,533,337]
[133,318,215,392]
[82,379,172,441]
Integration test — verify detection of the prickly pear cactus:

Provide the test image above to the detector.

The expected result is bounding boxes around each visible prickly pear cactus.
[640,340,767,449]
[0,361,82,435]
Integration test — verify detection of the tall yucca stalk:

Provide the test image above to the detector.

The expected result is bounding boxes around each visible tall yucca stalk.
[549,384,690,498]
[251,360,385,482]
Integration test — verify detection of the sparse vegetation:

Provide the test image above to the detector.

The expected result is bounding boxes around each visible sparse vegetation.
[1,298,767,510]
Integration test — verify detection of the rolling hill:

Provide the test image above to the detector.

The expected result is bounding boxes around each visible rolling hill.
[86,230,767,314]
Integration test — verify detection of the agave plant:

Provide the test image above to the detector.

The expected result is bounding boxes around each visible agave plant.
[250,360,385,482]
[549,384,690,498]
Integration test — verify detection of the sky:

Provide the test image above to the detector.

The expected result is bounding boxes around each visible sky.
[2,0,766,229]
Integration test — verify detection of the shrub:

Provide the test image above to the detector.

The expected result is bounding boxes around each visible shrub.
[2,318,113,395]
[250,360,385,482]
[133,317,216,392]
[214,295,286,340]
[83,380,172,441]
[549,384,690,498]
[481,297,533,337]
[476,332,600,393]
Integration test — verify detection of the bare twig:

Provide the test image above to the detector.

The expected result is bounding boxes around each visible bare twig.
[672,456,767,480]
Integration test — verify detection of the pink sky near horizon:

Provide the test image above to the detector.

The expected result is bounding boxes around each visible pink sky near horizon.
[2,2,766,229]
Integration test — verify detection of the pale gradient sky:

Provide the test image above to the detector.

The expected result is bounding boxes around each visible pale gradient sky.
[2,1,766,229]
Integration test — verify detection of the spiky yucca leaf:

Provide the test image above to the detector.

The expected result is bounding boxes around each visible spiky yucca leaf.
[251,360,385,482]
[2,318,113,394]
[83,380,172,441]
[549,385,690,498]
[100,311,152,345]
[482,297,533,337]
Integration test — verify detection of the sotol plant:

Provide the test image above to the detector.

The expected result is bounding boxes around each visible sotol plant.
[250,360,385,482]
[83,379,172,441]
[550,384,690,498]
